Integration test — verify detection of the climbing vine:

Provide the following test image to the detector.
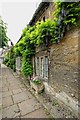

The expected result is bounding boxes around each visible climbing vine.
[4,1,80,77]
[4,47,16,71]
[53,1,80,43]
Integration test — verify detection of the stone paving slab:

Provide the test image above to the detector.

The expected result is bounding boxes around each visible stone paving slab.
[21,87,27,91]
[9,80,21,86]
[2,87,8,92]
[0,88,2,93]
[0,109,2,120]
[8,85,20,91]
[22,108,48,118]
[0,93,2,99]
[2,104,20,118]
[2,91,12,98]
[2,81,10,88]
[2,96,13,108]
[19,84,26,88]
[0,98,2,110]
[0,81,2,87]
[0,98,2,104]
[12,90,33,104]
[18,98,42,116]
[12,88,22,95]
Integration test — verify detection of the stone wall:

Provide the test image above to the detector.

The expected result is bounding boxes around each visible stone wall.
[48,27,79,115]
[45,3,55,20]
[33,26,79,116]
[34,2,54,24]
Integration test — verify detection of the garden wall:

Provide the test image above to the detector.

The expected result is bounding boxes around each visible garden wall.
[47,26,79,116]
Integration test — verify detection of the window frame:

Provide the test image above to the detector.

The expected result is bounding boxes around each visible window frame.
[35,56,48,79]
[44,56,48,78]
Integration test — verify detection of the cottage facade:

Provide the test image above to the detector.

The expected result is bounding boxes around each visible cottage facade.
[29,2,79,117]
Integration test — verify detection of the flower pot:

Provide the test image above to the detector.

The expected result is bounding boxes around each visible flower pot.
[30,81,44,94]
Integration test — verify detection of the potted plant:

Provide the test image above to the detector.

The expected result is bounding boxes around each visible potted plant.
[30,76,44,94]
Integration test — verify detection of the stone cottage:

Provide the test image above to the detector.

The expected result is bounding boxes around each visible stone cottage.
[29,2,80,117]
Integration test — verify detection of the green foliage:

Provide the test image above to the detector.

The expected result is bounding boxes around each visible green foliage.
[4,47,16,72]
[4,2,80,77]
[53,1,80,43]
[32,20,55,45]
[0,16,9,48]
[52,100,58,106]
[21,58,33,76]
[13,44,21,56]
[32,79,42,84]
[4,52,10,66]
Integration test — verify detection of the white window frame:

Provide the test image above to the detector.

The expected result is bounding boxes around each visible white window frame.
[37,57,39,76]
[44,56,48,78]
[40,57,44,77]
[35,56,48,79]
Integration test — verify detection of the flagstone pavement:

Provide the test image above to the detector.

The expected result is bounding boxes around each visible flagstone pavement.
[0,63,50,119]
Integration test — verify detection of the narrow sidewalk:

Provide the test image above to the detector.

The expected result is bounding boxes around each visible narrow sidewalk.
[1,64,51,118]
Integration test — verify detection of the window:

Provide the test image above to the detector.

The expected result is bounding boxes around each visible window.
[35,56,48,78]
[36,57,39,75]
[40,57,43,77]
[45,56,48,78]
[37,57,39,75]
